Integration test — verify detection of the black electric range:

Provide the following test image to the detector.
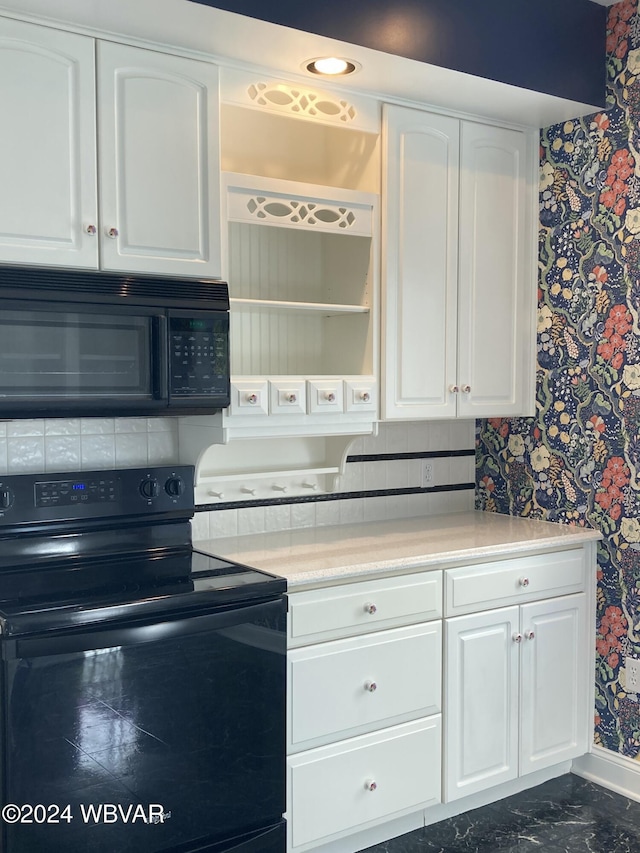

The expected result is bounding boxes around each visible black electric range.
[0,465,287,853]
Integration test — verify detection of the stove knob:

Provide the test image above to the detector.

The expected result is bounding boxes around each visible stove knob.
[0,487,14,509]
[164,476,184,498]
[139,478,159,499]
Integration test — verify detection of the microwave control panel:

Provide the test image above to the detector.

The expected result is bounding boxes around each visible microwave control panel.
[168,315,229,397]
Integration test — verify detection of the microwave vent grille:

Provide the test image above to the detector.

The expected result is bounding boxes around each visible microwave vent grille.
[0,265,229,309]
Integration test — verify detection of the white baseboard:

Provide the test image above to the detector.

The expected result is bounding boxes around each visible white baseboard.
[572,746,640,802]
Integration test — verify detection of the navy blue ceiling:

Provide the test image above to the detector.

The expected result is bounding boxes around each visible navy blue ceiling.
[188,0,606,107]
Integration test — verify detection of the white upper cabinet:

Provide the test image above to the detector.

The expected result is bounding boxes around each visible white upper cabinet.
[382,103,535,420]
[97,42,220,277]
[0,18,221,277]
[456,121,533,418]
[0,18,98,268]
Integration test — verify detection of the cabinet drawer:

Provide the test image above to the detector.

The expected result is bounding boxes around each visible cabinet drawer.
[445,549,585,616]
[288,571,442,646]
[289,622,441,751]
[288,717,441,850]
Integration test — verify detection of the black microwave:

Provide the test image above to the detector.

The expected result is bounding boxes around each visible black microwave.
[0,265,230,417]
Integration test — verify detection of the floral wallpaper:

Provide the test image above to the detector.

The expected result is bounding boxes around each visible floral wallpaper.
[476,0,640,758]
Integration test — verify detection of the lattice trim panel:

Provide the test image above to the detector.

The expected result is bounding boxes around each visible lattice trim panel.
[247,81,357,124]
[227,189,373,235]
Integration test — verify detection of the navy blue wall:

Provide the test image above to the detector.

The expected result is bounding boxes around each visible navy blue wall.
[189,0,606,107]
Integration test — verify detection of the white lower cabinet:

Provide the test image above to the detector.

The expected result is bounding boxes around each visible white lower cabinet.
[286,572,443,852]
[444,551,589,802]
[286,545,594,851]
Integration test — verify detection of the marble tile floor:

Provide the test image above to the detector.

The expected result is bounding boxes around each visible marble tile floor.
[362,774,640,853]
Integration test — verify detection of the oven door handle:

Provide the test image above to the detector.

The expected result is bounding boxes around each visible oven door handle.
[5,596,285,660]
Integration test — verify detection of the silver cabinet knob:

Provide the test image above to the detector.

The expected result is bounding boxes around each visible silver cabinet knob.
[107,227,119,238]
[461,384,471,393]
[519,577,530,587]
[364,780,377,792]
[325,392,336,403]
[526,630,535,641]
[449,385,460,393]
[85,224,97,235]
[513,633,522,643]
[361,391,371,402]
[364,681,377,693]
[364,603,377,615]
[247,393,258,404]
[286,393,297,403]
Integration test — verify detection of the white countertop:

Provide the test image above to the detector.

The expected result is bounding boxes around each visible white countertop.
[194,511,601,589]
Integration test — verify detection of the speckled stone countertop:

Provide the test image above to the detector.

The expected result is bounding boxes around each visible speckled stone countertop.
[193,511,601,589]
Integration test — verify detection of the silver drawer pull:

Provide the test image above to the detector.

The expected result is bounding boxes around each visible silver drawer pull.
[364,681,377,693]
[364,780,377,792]
[85,224,97,235]
[461,384,471,393]
[246,393,258,404]
[513,633,522,643]
[526,630,535,641]
[360,391,371,402]
[449,385,460,393]
[286,393,297,403]
[519,577,530,587]
[364,603,377,615]
[325,392,336,403]
[107,226,119,238]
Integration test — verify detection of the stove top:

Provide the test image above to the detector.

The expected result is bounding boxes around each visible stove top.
[0,465,286,637]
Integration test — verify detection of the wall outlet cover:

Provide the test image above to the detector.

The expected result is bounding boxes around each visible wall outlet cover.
[626,657,640,694]
[422,462,434,487]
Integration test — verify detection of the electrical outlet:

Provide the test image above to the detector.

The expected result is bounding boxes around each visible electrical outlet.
[422,462,434,488]
[626,657,640,693]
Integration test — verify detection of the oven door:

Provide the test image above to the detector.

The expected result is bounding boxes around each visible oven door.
[0,300,167,416]
[0,597,286,853]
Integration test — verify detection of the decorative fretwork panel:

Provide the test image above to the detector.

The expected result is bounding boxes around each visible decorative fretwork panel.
[247,82,357,124]
[226,181,374,236]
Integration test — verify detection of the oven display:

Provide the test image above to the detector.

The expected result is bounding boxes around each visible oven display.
[35,477,119,507]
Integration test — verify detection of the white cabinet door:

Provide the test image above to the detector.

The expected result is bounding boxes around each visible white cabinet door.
[446,594,588,802]
[0,18,98,268]
[520,593,587,775]
[457,122,534,418]
[445,606,519,801]
[382,104,458,420]
[97,42,221,277]
[382,105,535,421]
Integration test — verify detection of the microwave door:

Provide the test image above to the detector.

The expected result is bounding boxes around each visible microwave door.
[0,306,164,413]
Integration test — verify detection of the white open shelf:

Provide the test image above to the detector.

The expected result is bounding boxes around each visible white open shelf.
[230,297,370,316]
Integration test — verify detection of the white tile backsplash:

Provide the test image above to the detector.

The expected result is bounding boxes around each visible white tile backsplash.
[194,420,477,545]
[80,418,115,435]
[45,419,81,436]
[115,432,148,466]
[44,436,82,471]
[8,420,45,437]
[2,416,179,475]
[8,436,45,472]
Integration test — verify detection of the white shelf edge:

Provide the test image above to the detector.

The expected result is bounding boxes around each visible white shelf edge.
[229,297,370,315]
[198,467,340,482]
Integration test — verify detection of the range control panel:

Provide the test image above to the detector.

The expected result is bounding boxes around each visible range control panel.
[0,465,195,526]
[35,477,119,508]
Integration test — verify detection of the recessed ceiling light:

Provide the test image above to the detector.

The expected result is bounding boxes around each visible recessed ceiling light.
[304,57,359,76]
